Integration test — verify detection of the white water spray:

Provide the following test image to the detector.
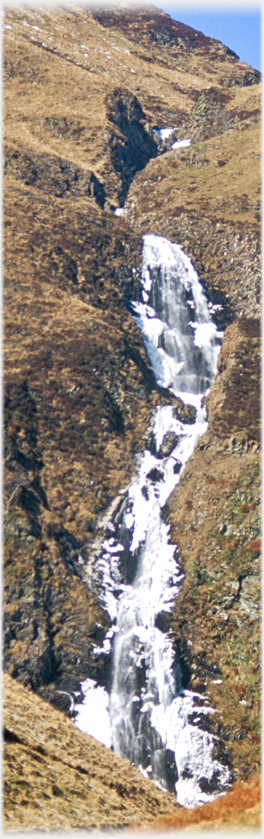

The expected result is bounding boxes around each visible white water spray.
[75,235,230,806]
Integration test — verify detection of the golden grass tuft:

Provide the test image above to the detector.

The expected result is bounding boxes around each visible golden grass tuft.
[142,775,261,831]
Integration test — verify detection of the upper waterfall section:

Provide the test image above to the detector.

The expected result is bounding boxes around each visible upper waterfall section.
[132,235,222,402]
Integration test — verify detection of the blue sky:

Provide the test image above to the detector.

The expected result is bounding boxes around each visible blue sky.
[160,5,261,71]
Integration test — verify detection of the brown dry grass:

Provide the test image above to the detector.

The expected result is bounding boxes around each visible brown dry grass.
[3,4,262,832]
[142,775,261,831]
[140,122,260,228]
[3,673,179,832]
[4,3,260,201]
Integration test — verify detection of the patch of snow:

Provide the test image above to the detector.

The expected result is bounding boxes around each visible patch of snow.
[172,139,192,149]
[209,302,223,312]
[74,679,112,749]
[154,127,177,140]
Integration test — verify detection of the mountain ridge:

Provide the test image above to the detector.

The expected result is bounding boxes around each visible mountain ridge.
[3,3,261,830]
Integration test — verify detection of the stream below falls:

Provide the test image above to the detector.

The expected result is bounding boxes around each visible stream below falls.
[74,235,231,807]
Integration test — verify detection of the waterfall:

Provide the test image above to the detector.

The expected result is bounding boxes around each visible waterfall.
[74,235,231,807]
[133,234,220,399]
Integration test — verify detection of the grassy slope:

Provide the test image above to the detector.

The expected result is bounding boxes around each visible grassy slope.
[3,672,178,830]
[3,3,261,830]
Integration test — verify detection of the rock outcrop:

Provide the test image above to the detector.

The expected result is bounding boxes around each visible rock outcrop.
[3,3,261,830]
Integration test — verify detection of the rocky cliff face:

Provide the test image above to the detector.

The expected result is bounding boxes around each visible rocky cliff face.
[3,3,261,830]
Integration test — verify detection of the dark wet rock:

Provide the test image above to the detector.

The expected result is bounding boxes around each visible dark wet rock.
[147,429,180,459]
[173,402,197,424]
[4,146,106,208]
[225,69,261,87]
[158,431,180,458]
[106,89,158,205]
[199,773,222,794]
[154,747,178,793]
[155,611,172,633]
[146,467,164,482]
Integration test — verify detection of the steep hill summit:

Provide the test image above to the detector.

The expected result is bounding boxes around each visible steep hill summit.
[3,2,261,831]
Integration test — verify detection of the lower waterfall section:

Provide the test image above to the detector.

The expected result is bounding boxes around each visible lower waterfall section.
[74,235,231,806]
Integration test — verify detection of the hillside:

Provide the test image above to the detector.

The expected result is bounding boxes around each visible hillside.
[3,672,179,830]
[3,2,261,831]
[3,673,261,831]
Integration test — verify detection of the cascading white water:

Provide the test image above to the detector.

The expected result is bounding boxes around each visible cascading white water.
[134,234,221,398]
[74,235,231,806]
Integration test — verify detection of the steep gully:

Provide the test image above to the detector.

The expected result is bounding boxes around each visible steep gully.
[52,96,229,811]
[71,230,232,808]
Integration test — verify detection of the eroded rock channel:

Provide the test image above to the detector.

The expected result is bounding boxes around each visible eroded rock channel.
[73,234,231,806]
